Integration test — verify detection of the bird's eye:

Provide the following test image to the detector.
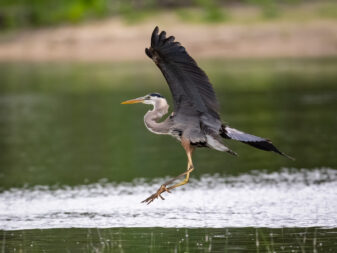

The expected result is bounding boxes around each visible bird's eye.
[146,96,151,100]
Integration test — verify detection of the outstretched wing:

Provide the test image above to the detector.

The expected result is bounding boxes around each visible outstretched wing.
[222,126,294,160]
[145,26,220,119]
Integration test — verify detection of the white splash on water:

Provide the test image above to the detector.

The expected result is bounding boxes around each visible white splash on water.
[1,168,337,230]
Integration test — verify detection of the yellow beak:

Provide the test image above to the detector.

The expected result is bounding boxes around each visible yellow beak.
[121,97,144,104]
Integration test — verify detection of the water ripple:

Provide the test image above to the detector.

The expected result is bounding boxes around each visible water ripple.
[1,168,336,230]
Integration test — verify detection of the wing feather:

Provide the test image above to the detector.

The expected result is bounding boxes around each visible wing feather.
[222,126,294,160]
[145,26,220,118]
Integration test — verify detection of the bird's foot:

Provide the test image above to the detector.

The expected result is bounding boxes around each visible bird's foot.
[141,184,171,205]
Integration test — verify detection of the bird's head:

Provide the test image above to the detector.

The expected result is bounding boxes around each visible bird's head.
[121,93,166,106]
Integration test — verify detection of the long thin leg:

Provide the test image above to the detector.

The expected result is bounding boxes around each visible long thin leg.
[160,153,193,187]
[167,151,194,191]
[142,139,194,204]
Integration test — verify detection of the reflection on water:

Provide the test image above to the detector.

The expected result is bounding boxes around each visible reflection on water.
[1,168,336,230]
[1,227,337,252]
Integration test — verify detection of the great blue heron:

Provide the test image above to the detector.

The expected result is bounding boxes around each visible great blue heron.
[122,27,293,204]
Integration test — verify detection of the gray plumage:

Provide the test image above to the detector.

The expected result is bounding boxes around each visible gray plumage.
[143,26,292,159]
[122,27,293,204]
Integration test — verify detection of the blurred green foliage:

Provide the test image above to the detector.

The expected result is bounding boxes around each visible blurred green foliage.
[0,0,107,28]
[0,0,335,29]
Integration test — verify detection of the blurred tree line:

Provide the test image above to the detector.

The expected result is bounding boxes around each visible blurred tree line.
[0,0,320,29]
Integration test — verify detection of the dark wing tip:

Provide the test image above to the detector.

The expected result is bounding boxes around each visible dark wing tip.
[146,26,181,63]
[165,36,175,43]
[159,31,166,42]
[245,140,294,160]
[145,26,220,116]
[149,27,181,49]
[145,48,152,58]
[222,126,294,160]
[281,152,295,161]
[151,26,160,47]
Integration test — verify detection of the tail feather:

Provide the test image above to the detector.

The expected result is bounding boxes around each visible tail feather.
[206,134,238,156]
[221,125,294,160]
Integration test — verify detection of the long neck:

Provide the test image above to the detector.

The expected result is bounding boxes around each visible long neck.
[144,99,170,135]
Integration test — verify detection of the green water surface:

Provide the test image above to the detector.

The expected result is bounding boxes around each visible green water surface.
[0,58,336,251]
[2,227,337,253]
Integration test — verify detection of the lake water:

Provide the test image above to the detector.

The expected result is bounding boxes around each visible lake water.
[0,59,336,252]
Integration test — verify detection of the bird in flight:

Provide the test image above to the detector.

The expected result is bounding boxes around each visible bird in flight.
[122,26,293,204]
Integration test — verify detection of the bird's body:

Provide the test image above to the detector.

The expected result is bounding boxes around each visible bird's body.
[139,93,235,154]
[122,27,293,204]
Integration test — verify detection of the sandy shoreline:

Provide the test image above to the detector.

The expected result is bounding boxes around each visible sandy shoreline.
[0,18,336,62]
